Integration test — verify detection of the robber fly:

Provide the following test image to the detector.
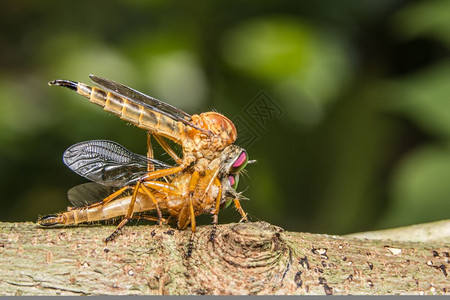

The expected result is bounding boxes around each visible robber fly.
[38,75,251,251]
[39,140,247,239]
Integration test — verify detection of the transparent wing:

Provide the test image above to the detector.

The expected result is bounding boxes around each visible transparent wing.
[63,140,171,187]
[89,75,206,132]
[67,182,117,207]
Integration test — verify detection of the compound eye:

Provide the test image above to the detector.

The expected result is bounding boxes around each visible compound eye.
[228,174,239,189]
[230,150,248,173]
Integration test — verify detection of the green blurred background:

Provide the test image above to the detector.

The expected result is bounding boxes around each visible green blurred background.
[1,0,449,234]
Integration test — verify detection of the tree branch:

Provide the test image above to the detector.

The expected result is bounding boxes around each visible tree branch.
[0,221,448,295]
[346,219,450,243]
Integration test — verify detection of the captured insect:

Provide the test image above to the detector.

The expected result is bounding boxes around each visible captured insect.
[38,75,252,253]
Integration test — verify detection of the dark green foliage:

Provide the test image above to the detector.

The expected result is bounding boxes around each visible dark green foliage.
[0,0,448,234]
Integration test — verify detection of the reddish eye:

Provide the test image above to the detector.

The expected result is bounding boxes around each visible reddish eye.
[228,174,239,189]
[228,175,235,186]
[231,150,248,173]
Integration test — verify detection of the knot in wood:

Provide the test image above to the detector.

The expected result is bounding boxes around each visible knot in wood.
[208,222,287,268]
[186,222,291,294]
[223,222,285,261]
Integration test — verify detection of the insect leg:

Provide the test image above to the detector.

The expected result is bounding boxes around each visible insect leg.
[131,215,158,222]
[147,131,155,172]
[186,171,200,257]
[117,164,184,231]
[131,215,171,224]
[153,134,182,164]
[186,203,196,258]
[85,185,131,209]
[140,179,181,225]
[104,179,180,242]
[143,180,181,195]
[105,180,143,242]
[142,165,185,181]
[209,177,222,242]
[140,183,164,225]
[233,198,248,222]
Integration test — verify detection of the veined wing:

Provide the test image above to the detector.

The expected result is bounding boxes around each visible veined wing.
[89,75,207,132]
[67,182,117,207]
[63,140,171,187]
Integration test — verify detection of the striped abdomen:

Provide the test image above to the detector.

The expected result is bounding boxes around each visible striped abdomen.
[50,80,186,144]
[38,194,156,226]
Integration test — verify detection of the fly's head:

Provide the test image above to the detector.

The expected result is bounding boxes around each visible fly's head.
[218,145,252,208]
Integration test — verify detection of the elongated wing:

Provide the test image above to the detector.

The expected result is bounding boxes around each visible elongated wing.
[89,75,206,132]
[63,140,171,187]
[67,182,117,207]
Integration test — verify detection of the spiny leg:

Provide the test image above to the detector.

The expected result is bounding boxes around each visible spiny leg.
[132,215,171,225]
[147,131,155,172]
[140,183,164,225]
[104,179,180,242]
[186,171,199,257]
[153,134,182,164]
[105,181,142,242]
[234,198,248,222]
[86,186,131,209]
[131,215,158,222]
[186,199,196,258]
[209,178,222,242]
[142,165,185,181]
[104,161,184,243]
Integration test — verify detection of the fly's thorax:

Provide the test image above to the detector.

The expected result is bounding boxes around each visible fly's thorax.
[187,112,237,152]
[189,150,226,173]
[198,112,237,142]
[192,158,208,173]
[182,146,223,173]
[182,112,237,169]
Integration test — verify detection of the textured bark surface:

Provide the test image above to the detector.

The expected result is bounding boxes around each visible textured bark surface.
[347,219,450,243]
[0,221,448,295]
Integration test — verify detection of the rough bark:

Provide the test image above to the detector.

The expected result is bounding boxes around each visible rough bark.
[0,221,448,295]
[346,219,450,243]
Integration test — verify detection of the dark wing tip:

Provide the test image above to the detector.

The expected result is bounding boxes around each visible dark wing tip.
[89,74,102,81]
[48,79,78,91]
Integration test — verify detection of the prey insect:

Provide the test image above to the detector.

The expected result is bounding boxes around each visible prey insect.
[38,75,251,253]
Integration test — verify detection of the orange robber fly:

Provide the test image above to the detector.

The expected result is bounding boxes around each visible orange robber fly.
[38,75,252,255]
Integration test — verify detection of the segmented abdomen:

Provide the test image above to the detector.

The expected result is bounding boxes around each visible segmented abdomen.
[76,83,185,144]
[39,195,157,226]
